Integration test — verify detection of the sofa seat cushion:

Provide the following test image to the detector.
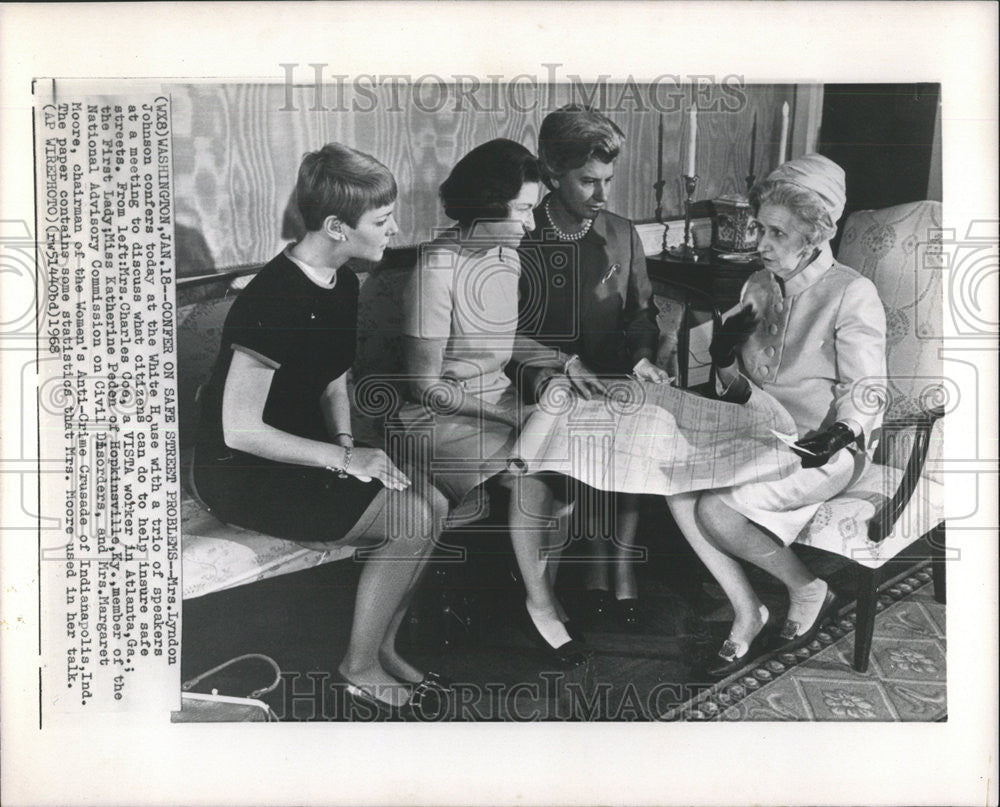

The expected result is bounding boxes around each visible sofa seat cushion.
[181,494,357,599]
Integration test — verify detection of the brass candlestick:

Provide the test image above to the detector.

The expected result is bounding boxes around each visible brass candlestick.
[654,176,668,252]
[663,174,699,260]
[664,175,699,260]
[682,174,698,257]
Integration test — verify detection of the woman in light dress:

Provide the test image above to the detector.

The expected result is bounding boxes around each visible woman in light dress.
[667,154,887,677]
[398,139,589,668]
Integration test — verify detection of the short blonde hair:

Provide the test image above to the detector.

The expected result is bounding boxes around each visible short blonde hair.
[296,143,397,231]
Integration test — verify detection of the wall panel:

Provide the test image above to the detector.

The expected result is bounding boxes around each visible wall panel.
[168,81,798,276]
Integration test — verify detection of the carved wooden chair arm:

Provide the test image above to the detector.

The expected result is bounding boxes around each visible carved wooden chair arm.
[867,403,946,543]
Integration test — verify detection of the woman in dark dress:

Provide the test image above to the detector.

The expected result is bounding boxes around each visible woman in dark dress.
[193,143,449,711]
[518,106,672,628]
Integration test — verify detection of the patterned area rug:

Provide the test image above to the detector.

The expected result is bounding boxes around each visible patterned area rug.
[661,564,946,721]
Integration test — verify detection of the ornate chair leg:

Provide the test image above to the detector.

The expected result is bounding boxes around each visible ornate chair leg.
[853,565,882,673]
[929,522,946,604]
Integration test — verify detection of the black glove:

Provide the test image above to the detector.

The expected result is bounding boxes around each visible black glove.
[793,422,857,468]
[709,305,760,368]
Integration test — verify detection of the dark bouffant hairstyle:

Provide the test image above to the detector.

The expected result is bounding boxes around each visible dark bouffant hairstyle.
[296,142,397,231]
[439,138,541,227]
[537,104,625,188]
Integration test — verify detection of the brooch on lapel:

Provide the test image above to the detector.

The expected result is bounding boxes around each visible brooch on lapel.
[600,263,621,284]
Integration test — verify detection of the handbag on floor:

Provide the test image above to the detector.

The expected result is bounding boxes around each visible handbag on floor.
[172,653,282,722]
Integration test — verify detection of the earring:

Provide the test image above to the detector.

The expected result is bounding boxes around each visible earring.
[551,179,560,189]
[331,227,346,242]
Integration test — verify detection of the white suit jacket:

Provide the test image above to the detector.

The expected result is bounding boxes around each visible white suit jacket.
[731,243,888,447]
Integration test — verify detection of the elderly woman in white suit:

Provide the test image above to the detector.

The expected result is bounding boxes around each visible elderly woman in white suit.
[668,154,887,677]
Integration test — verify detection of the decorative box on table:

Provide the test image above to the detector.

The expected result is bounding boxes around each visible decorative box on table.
[710,195,760,258]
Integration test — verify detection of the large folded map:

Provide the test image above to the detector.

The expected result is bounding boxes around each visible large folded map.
[510,380,801,495]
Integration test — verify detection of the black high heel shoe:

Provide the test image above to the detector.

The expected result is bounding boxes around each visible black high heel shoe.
[563,619,587,643]
[522,607,590,669]
[581,588,613,621]
[614,597,641,631]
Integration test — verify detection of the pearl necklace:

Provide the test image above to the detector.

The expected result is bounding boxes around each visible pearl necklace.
[545,198,593,241]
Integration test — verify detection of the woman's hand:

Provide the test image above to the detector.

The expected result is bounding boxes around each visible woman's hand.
[632,357,671,384]
[709,305,760,368]
[659,342,680,384]
[563,356,607,400]
[793,422,857,469]
[343,447,411,490]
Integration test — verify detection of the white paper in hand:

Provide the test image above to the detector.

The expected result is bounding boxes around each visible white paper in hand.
[769,429,817,455]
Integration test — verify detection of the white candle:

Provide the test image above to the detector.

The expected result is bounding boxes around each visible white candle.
[778,101,789,165]
[686,105,698,176]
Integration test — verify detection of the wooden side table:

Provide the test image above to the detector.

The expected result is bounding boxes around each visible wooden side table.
[647,249,760,387]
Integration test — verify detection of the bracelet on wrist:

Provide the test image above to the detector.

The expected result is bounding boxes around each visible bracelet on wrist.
[631,357,651,378]
[325,445,353,479]
[334,431,354,442]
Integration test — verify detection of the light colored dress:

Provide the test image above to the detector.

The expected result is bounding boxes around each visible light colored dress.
[397,235,525,504]
[717,242,888,544]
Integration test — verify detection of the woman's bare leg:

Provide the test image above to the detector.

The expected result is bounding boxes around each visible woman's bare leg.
[579,483,611,593]
[666,492,767,649]
[544,544,570,623]
[509,473,573,649]
[584,543,611,593]
[695,491,827,634]
[612,493,641,600]
[338,483,445,706]
[376,482,449,683]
